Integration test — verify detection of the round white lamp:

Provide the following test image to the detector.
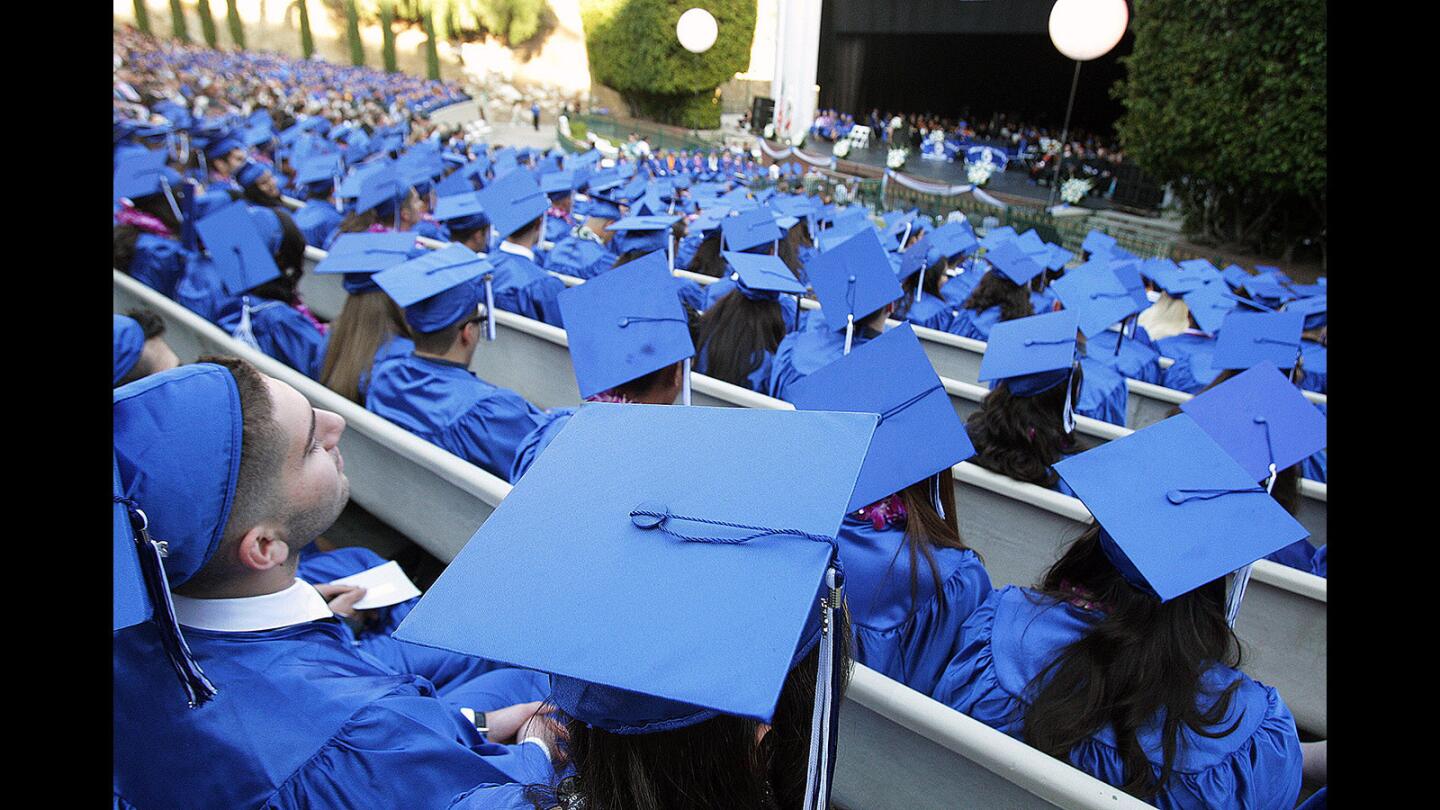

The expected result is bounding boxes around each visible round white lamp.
[676,8,718,54]
[1044,0,1129,207]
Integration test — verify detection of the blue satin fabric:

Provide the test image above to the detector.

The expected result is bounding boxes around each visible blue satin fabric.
[672,276,709,313]
[1265,538,1325,578]
[508,408,575,483]
[1155,332,1216,363]
[173,252,240,324]
[215,297,330,380]
[543,236,615,280]
[1076,357,1129,426]
[675,232,704,270]
[543,212,575,244]
[450,783,536,809]
[939,267,983,308]
[947,304,1005,341]
[1029,286,1059,315]
[838,516,992,695]
[416,218,451,243]
[1299,402,1326,483]
[294,201,343,248]
[933,586,1304,809]
[114,617,555,808]
[1083,329,1164,385]
[360,333,416,400]
[766,318,880,401]
[487,251,567,327]
[900,291,957,332]
[365,353,547,480]
[1162,347,1222,394]
[128,233,191,299]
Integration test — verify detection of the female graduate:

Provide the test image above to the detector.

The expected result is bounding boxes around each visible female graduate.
[693,253,803,392]
[947,269,1032,341]
[114,152,191,299]
[313,233,420,403]
[236,160,286,209]
[787,324,993,696]
[934,415,1306,808]
[895,236,957,332]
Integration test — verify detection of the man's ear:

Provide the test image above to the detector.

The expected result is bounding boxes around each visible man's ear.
[459,319,481,350]
[236,524,291,571]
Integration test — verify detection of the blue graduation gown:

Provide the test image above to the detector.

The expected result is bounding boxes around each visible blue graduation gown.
[215,296,331,381]
[1154,332,1216,363]
[838,517,992,695]
[1299,402,1326,483]
[1076,357,1129,426]
[939,268,982,309]
[672,276,708,313]
[767,320,880,401]
[488,251,567,327]
[1161,348,1221,394]
[1029,286,1059,315]
[450,783,534,809]
[675,232,704,270]
[294,201,343,249]
[114,619,554,808]
[1298,340,1326,395]
[508,408,575,483]
[947,304,1005,341]
[128,233,191,299]
[416,218,451,243]
[173,252,241,324]
[543,212,575,244]
[1265,539,1324,578]
[900,291,955,332]
[543,236,614,280]
[366,353,548,480]
[933,586,1303,808]
[357,333,416,400]
[1083,329,1164,385]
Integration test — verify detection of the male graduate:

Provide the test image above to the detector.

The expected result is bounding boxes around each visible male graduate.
[541,172,625,280]
[114,362,560,808]
[113,311,180,387]
[366,244,551,480]
[475,170,568,326]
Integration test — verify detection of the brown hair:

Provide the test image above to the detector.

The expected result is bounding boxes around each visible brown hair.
[319,291,412,403]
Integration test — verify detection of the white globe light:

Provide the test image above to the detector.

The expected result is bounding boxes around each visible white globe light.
[1048,0,1129,61]
[676,8,718,54]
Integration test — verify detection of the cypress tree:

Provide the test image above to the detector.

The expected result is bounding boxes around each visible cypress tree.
[133,0,152,34]
[197,0,219,48]
[226,0,246,49]
[380,0,398,74]
[169,0,190,42]
[344,0,364,66]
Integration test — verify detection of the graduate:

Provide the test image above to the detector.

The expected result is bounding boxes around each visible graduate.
[476,169,568,327]
[787,324,993,696]
[312,232,419,403]
[235,160,285,209]
[693,250,804,392]
[768,229,904,400]
[290,156,345,248]
[947,239,1039,342]
[113,149,191,299]
[114,362,559,808]
[540,176,623,280]
[539,169,579,244]
[366,244,549,480]
[1050,257,1164,386]
[933,414,1306,807]
[509,250,695,481]
[895,223,978,332]
[968,310,1085,496]
[113,310,179,387]
[393,404,877,809]
[1180,361,1328,576]
[331,165,427,240]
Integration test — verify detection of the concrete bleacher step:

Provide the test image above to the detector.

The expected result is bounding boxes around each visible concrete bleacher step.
[114,270,1157,809]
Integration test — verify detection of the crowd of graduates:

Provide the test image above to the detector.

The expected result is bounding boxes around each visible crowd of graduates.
[114,31,1328,810]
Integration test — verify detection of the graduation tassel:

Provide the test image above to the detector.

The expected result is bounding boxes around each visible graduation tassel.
[159,178,184,229]
[930,473,946,520]
[1114,314,1128,356]
[916,267,925,303]
[899,222,913,251]
[1062,363,1077,434]
[803,565,843,810]
[793,293,803,334]
[483,274,497,342]
[233,296,262,351]
[332,173,343,213]
[843,314,855,356]
[1225,564,1253,629]
[681,357,692,406]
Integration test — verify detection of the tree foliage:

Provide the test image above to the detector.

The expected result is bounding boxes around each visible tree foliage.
[422,4,443,79]
[296,0,316,58]
[343,0,366,65]
[169,0,190,42]
[226,0,247,49]
[134,0,152,34]
[580,0,755,129]
[362,1,549,47]
[1114,0,1326,262]
[380,0,399,72]
[197,0,219,47]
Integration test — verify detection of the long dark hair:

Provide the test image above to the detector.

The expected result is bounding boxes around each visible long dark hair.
[525,611,854,810]
[113,192,183,273]
[895,469,972,610]
[686,231,727,278]
[965,365,1083,488]
[1022,524,1244,800]
[963,271,1033,321]
[247,208,309,304]
[320,291,411,403]
[895,258,947,319]
[693,289,787,388]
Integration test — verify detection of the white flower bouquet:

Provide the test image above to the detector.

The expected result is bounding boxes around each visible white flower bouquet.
[886,148,907,169]
[832,140,851,158]
[966,160,995,186]
[1060,177,1093,204]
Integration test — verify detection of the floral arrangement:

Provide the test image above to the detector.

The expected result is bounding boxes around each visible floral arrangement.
[1060,177,1094,205]
[763,122,775,139]
[886,147,908,169]
[832,139,851,158]
[966,159,995,186]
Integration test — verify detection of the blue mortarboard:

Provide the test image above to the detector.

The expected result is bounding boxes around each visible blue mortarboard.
[578,194,624,221]
[114,149,180,202]
[1180,281,1237,333]
[1285,295,1326,330]
[354,166,406,215]
[789,323,976,510]
[977,309,1080,396]
[721,207,783,252]
[1081,229,1117,256]
[635,188,671,216]
[234,161,271,188]
[193,201,282,295]
[392,402,876,747]
[113,314,145,385]
[984,240,1045,285]
[608,214,680,257]
[1221,264,1251,289]
[541,169,577,195]
[617,174,648,203]
[805,228,905,333]
[1212,311,1304,371]
[208,133,244,157]
[929,221,979,260]
[1050,261,1146,338]
[1243,277,1298,305]
[723,251,805,300]
[296,155,341,187]
[373,244,491,333]
[1015,229,1046,256]
[816,215,873,253]
[433,191,491,232]
[1180,361,1327,482]
[313,232,416,294]
[586,169,623,194]
[1138,257,1178,284]
[475,168,549,239]
[897,234,938,282]
[1107,259,1151,311]
[1043,244,1075,271]
[433,167,476,197]
[1052,413,1308,602]
[242,125,273,148]
[980,225,1017,249]
[1148,260,1211,295]
[557,251,696,398]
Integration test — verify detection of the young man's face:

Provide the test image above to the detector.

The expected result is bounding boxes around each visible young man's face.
[265,374,349,544]
[223,148,247,175]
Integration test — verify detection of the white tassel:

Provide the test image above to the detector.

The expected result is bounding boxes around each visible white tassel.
[1062,365,1077,434]
[484,276,496,342]
[803,566,840,810]
[843,314,854,356]
[681,357,692,406]
[931,475,945,520]
[915,267,925,303]
[1225,564,1252,628]
[232,297,261,351]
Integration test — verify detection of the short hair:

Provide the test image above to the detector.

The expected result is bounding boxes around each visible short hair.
[176,355,288,592]
[411,316,470,355]
[125,308,166,340]
[512,214,545,241]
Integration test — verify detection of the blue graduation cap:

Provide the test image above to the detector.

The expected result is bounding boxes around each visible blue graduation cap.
[815,215,873,253]
[1180,281,1237,334]
[193,201,282,295]
[558,250,696,399]
[1221,264,1251,289]
[433,167,477,198]
[355,166,406,216]
[980,225,1017,250]
[608,214,681,261]
[114,149,180,203]
[1212,311,1304,371]
[1180,361,1327,484]
[1052,413,1309,605]
[1081,229,1117,256]
[1285,295,1326,330]
[1138,257,1178,284]
[392,402,876,810]
[978,309,1080,392]
[805,228,905,349]
[296,155,341,188]
[1050,261,1146,338]
[374,244,494,335]
[897,233,938,283]
[335,160,390,199]
[433,191,490,232]
[234,161,271,188]
[313,232,416,294]
[1107,259,1151,311]
[929,221,979,261]
[474,168,549,240]
[617,174,649,203]
[723,250,806,308]
[721,206,783,253]
[788,323,976,510]
[984,240,1045,285]
[540,169,577,196]
[1015,229,1046,256]
[1043,244,1074,271]
[242,124,273,148]
[114,314,144,385]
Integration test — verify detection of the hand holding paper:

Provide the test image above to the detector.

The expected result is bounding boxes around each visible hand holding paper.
[325,560,421,611]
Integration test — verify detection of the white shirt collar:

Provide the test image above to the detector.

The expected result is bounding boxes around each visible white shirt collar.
[171,579,335,632]
[497,240,535,261]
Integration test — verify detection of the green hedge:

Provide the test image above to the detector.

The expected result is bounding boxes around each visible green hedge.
[580,0,754,129]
